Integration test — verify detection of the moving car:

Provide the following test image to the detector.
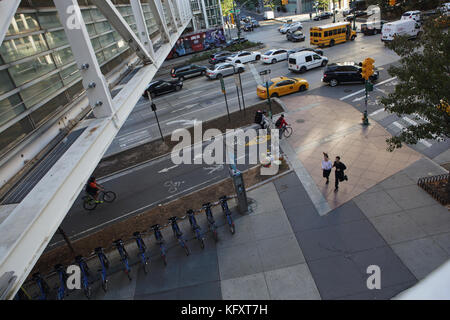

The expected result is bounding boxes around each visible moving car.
[143,79,183,99]
[287,47,324,56]
[381,19,421,42]
[288,51,328,73]
[209,51,232,64]
[314,12,333,21]
[287,21,303,33]
[225,50,261,63]
[322,62,379,87]
[256,76,309,99]
[278,23,290,32]
[205,62,245,80]
[220,37,248,48]
[343,8,353,16]
[287,30,306,42]
[345,10,367,21]
[171,64,207,80]
[251,19,260,27]
[261,49,288,64]
[243,22,253,31]
[310,22,357,47]
[401,10,421,23]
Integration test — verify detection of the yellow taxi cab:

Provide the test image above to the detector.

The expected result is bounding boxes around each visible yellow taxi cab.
[256,76,309,99]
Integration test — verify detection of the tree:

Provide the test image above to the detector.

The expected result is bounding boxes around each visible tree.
[380,17,450,152]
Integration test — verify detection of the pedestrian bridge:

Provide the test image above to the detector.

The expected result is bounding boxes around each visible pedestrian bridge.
[0,0,192,299]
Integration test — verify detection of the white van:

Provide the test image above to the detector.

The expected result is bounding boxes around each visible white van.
[381,19,420,42]
[264,11,274,20]
[401,10,421,23]
[288,51,328,73]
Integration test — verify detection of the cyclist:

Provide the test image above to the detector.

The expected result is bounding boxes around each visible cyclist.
[275,114,288,138]
[85,176,104,202]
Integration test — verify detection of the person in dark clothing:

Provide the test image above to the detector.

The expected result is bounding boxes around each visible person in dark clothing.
[333,156,347,191]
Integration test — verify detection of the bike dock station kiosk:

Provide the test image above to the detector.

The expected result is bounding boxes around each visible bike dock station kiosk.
[228,154,249,215]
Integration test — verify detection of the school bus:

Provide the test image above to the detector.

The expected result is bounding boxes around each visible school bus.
[310,22,357,47]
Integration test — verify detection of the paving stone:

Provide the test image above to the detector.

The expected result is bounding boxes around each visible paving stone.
[378,172,416,190]
[369,212,427,244]
[215,214,256,249]
[249,210,294,241]
[392,237,450,280]
[221,273,270,300]
[217,241,264,280]
[178,281,222,300]
[178,250,219,288]
[385,185,438,211]
[431,233,450,255]
[354,190,403,217]
[248,183,285,215]
[402,158,448,181]
[407,204,450,235]
[265,264,321,300]
[340,281,416,300]
[256,233,305,272]
[295,219,387,261]
[134,289,178,300]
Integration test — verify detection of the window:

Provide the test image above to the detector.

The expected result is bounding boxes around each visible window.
[0,34,48,63]
[284,80,295,85]
[52,47,74,66]
[99,33,115,47]
[60,64,80,86]
[9,54,56,86]
[95,21,111,34]
[30,92,68,126]
[19,73,63,108]
[0,70,14,95]
[38,12,62,29]
[276,81,287,87]
[45,30,68,49]
[305,55,312,62]
[81,9,92,23]
[324,31,329,37]
[0,94,24,126]
[7,13,40,36]
[0,117,34,154]
[333,29,337,35]
[313,55,321,60]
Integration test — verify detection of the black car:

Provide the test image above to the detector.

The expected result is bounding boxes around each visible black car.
[220,37,249,48]
[209,51,232,65]
[288,47,323,56]
[322,62,379,87]
[143,79,183,99]
[170,64,207,80]
[345,10,367,21]
[314,12,333,21]
[286,30,305,42]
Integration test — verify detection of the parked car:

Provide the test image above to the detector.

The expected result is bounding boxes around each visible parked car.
[381,19,421,42]
[287,47,323,57]
[205,62,245,80]
[314,12,333,21]
[287,21,303,33]
[209,51,232,65]
[251,19,260,27]
[322,62,379,87]
[170,64,207,80]
[287,30,306,42]
[280,23,292,33]
[256,76,309,99]
[345,10,366,21]
[243,22,254,31]
[342,8,354,16]
[288,51,328,73]
[401,10,421,23]
[278,23,290,32]
[220,37,248,48]
[143,79,183,99]
[225,50,261,63]
[261,49,288,64]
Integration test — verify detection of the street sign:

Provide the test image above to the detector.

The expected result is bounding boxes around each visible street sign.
[234,73,240,87]
[259,69,271,76]
[365,82,374,92]
[219,76,225,92]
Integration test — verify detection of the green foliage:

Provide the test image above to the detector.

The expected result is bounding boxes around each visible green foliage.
[380,18,450,151]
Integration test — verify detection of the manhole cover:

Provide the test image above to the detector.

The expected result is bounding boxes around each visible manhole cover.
[344,89,352,93]
[296,119,305,123]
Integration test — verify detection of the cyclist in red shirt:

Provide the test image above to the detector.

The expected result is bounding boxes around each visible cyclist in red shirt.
[275,114,288,138]
[85,176,104,202]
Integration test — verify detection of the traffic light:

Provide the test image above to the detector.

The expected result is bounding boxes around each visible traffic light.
[361,57,375,81]
[282,0,289,4]
[230,13,234,25]
[389,0,396,6]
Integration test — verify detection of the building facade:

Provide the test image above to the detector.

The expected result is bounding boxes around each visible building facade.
[190,0,223,30]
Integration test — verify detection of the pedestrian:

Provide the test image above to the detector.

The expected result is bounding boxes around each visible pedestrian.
[321,152,332,184]
[310,12,312,20]
[295,9,297,14]
[333,156,348,192]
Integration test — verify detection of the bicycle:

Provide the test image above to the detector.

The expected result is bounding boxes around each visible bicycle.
[187,209,205,249]
[54,264,68,300]
[113,239,132,280]
[75,255,92,299]
[280,125,293,138]
[151,224,167,266]
[82,190,116,211]
[168,216,190,256]
[133,232,150,274]
[219,195,235,234]
[94,247,110,291]
[32,272,50,300]
[203,202,219,242]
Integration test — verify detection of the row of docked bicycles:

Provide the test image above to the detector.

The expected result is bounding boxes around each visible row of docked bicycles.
[30,196,235,300]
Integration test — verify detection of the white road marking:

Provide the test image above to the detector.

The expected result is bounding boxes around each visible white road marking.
[170,103,198,113]
[158,164,179,173]
[392,121,432,147]
[369,108,385,116]
[352,96,366,102]
[402,116,418,126]
[340,76,397,101]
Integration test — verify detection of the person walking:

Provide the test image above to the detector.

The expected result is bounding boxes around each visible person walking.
[333,156,348,192]
[310,12,312,20]
[321,152,332,184]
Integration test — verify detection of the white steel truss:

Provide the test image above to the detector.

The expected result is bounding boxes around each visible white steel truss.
[0,0,20,45]
[0,0,192,300]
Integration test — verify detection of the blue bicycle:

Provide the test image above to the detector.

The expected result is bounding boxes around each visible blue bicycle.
[220,196,235,234]
[187,209,205,249]
[113,239,132,280]
[151,224,167,266]
[32,272,50,300]
[75,255,92,299]
[203,202,219,242]
[169,216,190,256]
[54,264,68,300]
[133,232,150,274]
[94,247,110,291]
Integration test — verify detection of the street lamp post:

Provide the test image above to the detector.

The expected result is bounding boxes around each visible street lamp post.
[232,0,241,40]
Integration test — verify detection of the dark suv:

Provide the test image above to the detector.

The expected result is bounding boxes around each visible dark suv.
[209,51,231,64]
[171,64,207,80]
[322,62,379,87]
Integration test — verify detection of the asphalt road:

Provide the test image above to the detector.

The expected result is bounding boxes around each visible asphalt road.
[103,18,401,157]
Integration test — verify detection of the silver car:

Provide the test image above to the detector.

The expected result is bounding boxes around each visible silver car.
[205,62,245,80]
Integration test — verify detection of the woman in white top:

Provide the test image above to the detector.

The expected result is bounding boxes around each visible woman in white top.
[322,152,332,184]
